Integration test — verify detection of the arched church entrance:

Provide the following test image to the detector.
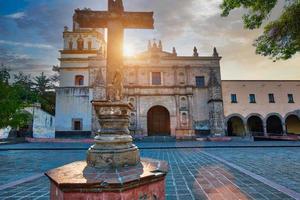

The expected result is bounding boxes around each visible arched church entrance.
[285,115,300,135]
[266,115,283,135]
[147,106,171,136]
[247,116,264,136]
[227,116,245,136]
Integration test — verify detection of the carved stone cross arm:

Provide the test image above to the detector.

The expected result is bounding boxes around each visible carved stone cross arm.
[73,10,154,29]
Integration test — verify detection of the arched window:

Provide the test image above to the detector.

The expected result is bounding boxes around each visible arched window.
[77,37,84,50]
[88,41,92,50]
[68,41,73,50]
[75,75,84,86]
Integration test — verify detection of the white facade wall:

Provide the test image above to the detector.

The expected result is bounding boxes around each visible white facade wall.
[0,127,11,139]
[55,88,92,132]
[59,70,89,87]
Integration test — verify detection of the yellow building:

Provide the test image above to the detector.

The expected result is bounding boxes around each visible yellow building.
[222,80,300,136]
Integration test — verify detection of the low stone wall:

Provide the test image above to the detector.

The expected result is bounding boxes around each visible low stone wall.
[0,127,11,139]
[25,137,94,143]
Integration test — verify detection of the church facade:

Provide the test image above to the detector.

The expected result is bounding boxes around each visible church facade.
[55,26,300,139]
[55,27,225,139]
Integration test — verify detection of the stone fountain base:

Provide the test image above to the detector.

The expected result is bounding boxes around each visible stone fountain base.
[46,158,168,200]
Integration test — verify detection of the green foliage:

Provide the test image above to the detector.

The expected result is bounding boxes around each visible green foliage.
[0,69,58,129]
[32,72,56,115]
[0,82,32,129]
[0,64,11,84]
[220,0,300,60]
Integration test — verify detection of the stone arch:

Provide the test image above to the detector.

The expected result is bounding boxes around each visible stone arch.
[245,113,264,122]
[264,113,284,125]
[226,115,246,137]
[247,114,264,136]
[225,114,246,125]
[147,106,170,136]
[285,114,300,135]
[266,114,283,135]
[284,110,300,121]
[142,101,176,117]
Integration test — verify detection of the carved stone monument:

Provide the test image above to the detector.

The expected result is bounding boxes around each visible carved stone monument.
[46,1,168,199]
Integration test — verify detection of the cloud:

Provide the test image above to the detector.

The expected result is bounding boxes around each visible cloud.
[0,0,299,79]
[0,48,53,74]
[0,40,54,49]
[5,12,26,19]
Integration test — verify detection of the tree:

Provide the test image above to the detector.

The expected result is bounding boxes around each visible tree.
[0,64,10,84]
[32,72,57,115]
[13,72,33,89]
[220,0,300,60]
[13,72,38,105]
[33,72,52,95]
[0,82,32,129]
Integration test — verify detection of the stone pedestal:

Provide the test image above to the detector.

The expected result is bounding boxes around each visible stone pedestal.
[46,100,168,200]
[46,158,168,200]
[87,101,140,168]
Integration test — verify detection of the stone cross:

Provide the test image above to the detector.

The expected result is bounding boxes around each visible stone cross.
[73,0,154,101]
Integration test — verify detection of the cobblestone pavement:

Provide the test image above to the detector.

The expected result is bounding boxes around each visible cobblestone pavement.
[0,143,299,199]
[206,148,300,194]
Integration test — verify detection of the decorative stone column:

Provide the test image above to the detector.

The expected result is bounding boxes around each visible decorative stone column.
[207,69,225,136]
[244,123,249,137]
[263,125,268,136]
[282,123,287,136]
[87,101,139,168]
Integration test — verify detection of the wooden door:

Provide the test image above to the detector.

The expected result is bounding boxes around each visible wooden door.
[147,106,170,136]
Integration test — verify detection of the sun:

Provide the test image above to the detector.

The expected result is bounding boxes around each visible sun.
[123,44,135,57]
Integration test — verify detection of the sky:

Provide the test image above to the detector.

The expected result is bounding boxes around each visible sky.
[0,0,299,80]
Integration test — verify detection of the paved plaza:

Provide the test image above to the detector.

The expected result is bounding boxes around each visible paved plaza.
[0,142,300,199]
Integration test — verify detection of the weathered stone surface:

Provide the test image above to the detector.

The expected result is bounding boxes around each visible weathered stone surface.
[46,158,168,199]
[87,101,141,168]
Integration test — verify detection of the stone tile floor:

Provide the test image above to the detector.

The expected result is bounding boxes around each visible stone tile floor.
[0,142,299,199]
[0,140,300,150]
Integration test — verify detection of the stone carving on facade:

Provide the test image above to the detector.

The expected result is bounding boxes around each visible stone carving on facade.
[130,112,136,128]
[193,46,199,57]
[213,47,219,57]
[172,47,177,56]
[178,72,185,85]
[207,68,225,136]
[93,68,105,87]
[180,96,188,110]
[77,35,84,50]
[181,112,188,127]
